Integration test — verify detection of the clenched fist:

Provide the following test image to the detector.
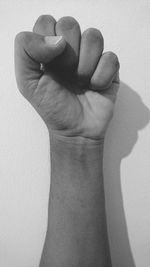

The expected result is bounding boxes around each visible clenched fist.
[15,15,120,140]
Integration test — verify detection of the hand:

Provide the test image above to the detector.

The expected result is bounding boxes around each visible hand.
[15,15,120,140]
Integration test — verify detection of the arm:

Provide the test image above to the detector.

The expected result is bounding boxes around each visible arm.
[40,133,112,267]
[14,14,120,267]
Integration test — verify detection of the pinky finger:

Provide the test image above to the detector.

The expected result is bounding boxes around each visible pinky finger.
[90,51,120,91]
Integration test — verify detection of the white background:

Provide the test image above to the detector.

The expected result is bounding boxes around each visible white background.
[0,0,150,266]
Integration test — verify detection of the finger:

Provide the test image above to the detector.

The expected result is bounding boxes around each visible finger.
[77,28,103,83]
[15,32,66,97]
[90,52,120,91]
[112,71,120,100]
[33,15,56,73]
[55,16,81,68]
[113,71,120,84]
[33,14,56,36]
[101,71,120,103]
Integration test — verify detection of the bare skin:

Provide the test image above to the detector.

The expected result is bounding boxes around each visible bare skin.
[15,15,120,267]
[15,15,119,140]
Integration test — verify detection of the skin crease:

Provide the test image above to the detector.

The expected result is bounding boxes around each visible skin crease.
[15,15,120,141]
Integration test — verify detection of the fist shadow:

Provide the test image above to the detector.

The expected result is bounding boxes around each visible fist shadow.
[103,82,150,267]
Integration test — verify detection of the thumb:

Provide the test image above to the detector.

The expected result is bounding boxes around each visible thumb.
[14,31,66,97]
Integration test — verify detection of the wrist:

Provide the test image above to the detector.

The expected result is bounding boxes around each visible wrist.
[49,130,104,160]
[49,131,104,185]
[49,129,104,146]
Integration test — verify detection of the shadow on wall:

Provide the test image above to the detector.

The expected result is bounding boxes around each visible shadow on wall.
[103,82,150,267]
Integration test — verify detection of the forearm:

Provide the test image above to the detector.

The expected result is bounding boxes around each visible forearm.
[39,132,112,267]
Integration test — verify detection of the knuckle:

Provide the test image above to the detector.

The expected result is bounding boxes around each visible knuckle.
[15,32,25,47]
[36,14,52,23]
[15,32,32,48]
[57,16,79,29]
[105,51,120,69]
[83,28,104,43]
[15,32,23,42]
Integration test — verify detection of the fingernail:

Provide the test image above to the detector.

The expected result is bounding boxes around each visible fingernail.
[44,36,63,45]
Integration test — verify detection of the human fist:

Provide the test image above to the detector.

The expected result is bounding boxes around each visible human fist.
[15,15,120,140]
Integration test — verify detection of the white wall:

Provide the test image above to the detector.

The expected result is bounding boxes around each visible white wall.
[0,0,150,266]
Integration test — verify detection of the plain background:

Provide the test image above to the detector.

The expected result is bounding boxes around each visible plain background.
[0,0,150,266]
